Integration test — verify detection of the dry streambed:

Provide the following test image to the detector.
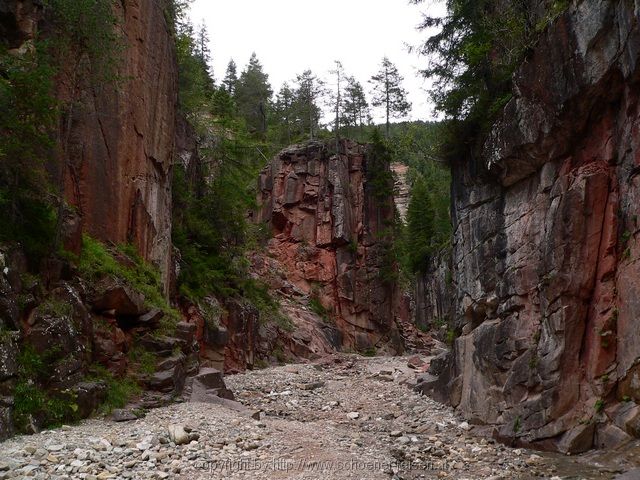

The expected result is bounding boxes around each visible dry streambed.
[0,354,635,479]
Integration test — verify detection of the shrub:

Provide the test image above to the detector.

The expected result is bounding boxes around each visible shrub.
[87,364,141,413]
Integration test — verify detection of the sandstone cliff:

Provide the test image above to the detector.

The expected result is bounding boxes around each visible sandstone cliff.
[419,0,640,453]
[257,140,406,353]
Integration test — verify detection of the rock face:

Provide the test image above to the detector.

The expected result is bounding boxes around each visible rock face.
[56,0,177,292]
[257,140,405,353]
[428,0,640,452]
[414,251,452,333]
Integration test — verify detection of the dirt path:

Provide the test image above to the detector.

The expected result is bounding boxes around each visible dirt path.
[0,355,633,479]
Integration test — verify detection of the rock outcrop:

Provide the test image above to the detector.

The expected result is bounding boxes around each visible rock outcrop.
[0,0,217,440]
[414,251,452,333]
[422,0,640,453]
[57,0,177,292]
[257,140,406,353]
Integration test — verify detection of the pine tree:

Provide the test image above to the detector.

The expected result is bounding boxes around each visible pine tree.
[342,76,370,139]
[273,83,295,144]
[195,22,213,79]
[235,53,272,135]
[293,69,325,140]
[369,57,411,137]
[222,59,238,95]
[329,60,345,148]
[406,176,435,272]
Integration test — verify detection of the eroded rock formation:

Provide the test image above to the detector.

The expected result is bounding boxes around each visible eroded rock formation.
[420,0,640,453]
[257,141,406,353]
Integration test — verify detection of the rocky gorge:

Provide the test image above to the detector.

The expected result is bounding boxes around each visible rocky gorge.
[2,0,640,476]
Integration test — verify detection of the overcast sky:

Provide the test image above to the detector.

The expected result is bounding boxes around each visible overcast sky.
[188,0,446,123]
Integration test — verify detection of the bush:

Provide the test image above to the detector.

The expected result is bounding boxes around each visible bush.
[87,364,141,413]
[13,346,80,431]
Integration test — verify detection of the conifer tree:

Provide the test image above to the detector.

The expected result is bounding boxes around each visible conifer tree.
[342,76,370,138]
[370,57,411,137]
[222,59,238,95]
[293,69,325,140]
[235,53,272,135]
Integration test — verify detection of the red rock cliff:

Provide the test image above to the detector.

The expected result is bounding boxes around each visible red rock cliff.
[419,0,640,453]
[57,0,177,292]
[257,140,406,353]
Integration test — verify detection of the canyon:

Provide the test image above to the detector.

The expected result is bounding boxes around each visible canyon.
[2,0,640,475]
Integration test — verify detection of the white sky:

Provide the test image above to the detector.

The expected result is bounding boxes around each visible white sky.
[188,0,446,123]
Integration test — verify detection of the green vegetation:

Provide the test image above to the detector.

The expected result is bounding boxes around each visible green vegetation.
[272,346,286,364]
[128,345,157,375]
[0,43,58,262]
[13,346,80,431]
[37,297,73,318]
[411,0,570,161]
[594,399,605,413]
[170,5,290,328]
[446,328,457,346]
[360,347,378,358]
[370,57,411,138]
[1,0,120,263]
[79,235,179,327]
[385,122,453,277]
[309,295,330,323]
[513,416,522,433]
[87,364,141,414]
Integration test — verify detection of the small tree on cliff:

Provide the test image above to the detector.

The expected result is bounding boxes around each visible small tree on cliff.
[293,69,325,140]
[342,76,370,140]
[273,82,295,144]
[194,22,213,80]
[369,57,411,138]
[222,59,238,95]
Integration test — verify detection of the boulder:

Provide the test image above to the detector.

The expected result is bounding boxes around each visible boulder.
[0,332,19,381]
[111,409,138,422]
[0,396,14,441]
[136,308,164,328]
[92,277,146,316]
[613,402,640,437]
[189,368,235,403]
[74,381,107,418]
[167,424,190,445]
[558,423,595,454]
[148,360,185,393]
[594,423,633,449]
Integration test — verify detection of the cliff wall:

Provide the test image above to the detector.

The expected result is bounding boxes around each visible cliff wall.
[257,140,406,353]
[59,0,177,291]
[420,0,640,453]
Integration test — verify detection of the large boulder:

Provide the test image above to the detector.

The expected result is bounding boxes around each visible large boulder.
[92,277,147,316]
[189,368,235,403]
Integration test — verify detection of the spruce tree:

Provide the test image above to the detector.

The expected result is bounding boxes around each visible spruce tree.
[293,70,325,140]
[235,53,272,135]
[273,83,295,144]
[342,76,370,139]
[406,176,435,272]
[222,59,238,95]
